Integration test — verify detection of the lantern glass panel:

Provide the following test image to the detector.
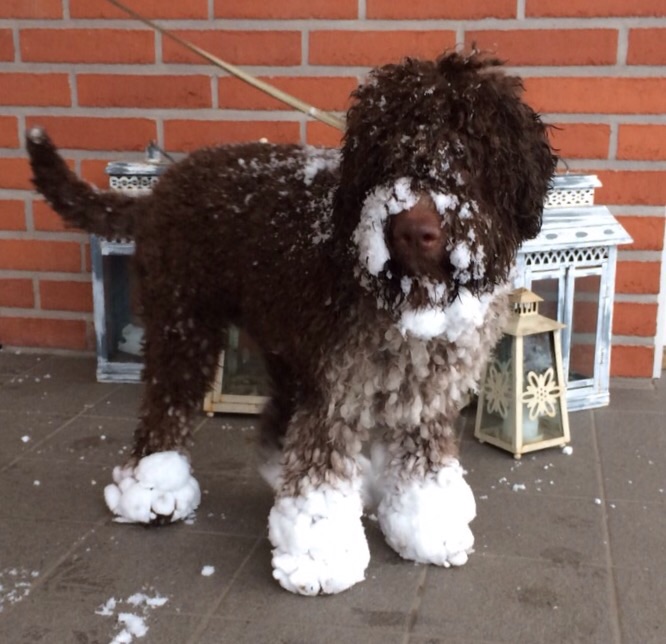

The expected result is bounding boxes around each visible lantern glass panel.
[521,333,565,442]
[570,273,601,383]
[530,277,560,322]
[221,326,269,396]
[478,335,514,440]
[101,254,143,364]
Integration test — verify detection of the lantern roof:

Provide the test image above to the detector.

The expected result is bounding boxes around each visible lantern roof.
[504,288,564,336]
[105,160,169,177]
[520,174,633,253]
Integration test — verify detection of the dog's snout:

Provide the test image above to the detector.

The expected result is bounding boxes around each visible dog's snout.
[388,199,447,277]
[394,217,441,250]
[391,204,443,253]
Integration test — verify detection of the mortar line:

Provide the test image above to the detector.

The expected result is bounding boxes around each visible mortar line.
[186,535,264,644]
[0,381,122,473]
[590,409,623,644]
[402,565,428,643]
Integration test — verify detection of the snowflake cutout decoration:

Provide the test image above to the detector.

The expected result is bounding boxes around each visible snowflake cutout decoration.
[522,367,561,420]
[484,359,511,419]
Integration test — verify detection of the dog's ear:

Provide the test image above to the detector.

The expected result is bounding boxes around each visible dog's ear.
[469,67,557,243]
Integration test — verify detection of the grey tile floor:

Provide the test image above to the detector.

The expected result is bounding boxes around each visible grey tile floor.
[0,351,664,643]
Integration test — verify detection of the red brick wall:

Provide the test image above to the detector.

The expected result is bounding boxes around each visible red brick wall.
[1,0,665,376]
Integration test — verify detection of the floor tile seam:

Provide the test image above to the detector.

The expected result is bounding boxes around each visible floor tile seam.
[475,489,606,502]
[594,407,666,417]
[10,516,108,601]
[401,565,428,642]
[472,550,611,572]
[0,391,121,473]
[0,354,58,379]
[175,526,267,540]
[0,454,120,469]
[590,410,623,644]
[602,496,666,507]
[201,614,409,637]
[185,535,265,644]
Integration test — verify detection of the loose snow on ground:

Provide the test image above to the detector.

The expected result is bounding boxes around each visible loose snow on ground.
[0,568,39,612]
[95,589,168,644]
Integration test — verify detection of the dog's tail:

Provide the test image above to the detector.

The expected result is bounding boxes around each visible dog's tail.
[26,127,146,239]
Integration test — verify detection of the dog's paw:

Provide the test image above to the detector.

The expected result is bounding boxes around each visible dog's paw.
[268,481,370,595]
[377,460,476,567]
[104,451,201,524]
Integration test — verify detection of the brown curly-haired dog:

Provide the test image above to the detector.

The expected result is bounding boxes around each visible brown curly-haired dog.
[27,51,556,595]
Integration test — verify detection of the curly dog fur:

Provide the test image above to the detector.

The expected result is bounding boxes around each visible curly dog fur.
[27,51,556,595]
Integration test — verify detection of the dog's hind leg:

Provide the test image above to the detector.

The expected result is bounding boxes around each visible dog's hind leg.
[257,354,296,489]
[266,404,370,595]
[103,295,226,525]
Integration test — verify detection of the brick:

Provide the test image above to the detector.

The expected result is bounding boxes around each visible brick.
[70,0,207,19]
[2,0,62,19]
[548,123,610,159]
[33,200,73,233]
[164,120,300,152]
[306,122,345,147]
[524,77,666,115]
[527,0,666,17]
[616,261,661,295]
[77,75,211,109]
[80,160,115,190]
[628,29,666,65]
[215,0,357,18]
[0,240,82,272]
[0,158,33,190]
[0,279,34,308]
[0,200,26,231]
[0,29,13,61]
[614,216,664,252]
[595,170,666,206]
[20,29,154,64]
[464,29,618,66]
[367,0,515,19]
[613,302,658,337]
[310,30,457,66]
[0,317,89,351]
[218,76,356,112]
[0,116,18,147]
[25,116,157,152]
[40,280,93,313]
[162,30,301,66]
[617,125,666,161]
[610,345,654,378]
[0,73,70,107]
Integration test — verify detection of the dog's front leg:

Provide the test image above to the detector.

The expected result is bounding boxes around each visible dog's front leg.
[267,410,370,595]
[375,422,476,567]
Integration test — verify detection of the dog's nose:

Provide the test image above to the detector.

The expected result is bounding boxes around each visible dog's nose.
[391,204,443,254]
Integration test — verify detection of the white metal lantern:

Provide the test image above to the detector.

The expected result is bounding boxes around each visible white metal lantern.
[514,174,632,411]
[92,148,269,414]
[91,145,168,382]
[475,288,571,459]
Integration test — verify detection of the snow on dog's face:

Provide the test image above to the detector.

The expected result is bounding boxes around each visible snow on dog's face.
[352,175,489,306]
[336,50,557,323]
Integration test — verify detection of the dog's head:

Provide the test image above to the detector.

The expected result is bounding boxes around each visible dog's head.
[336,50,557,318]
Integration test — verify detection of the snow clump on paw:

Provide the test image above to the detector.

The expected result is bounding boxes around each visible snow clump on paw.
[377,460,476,567]
[268,480,370,595]
[104,451,201,524]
